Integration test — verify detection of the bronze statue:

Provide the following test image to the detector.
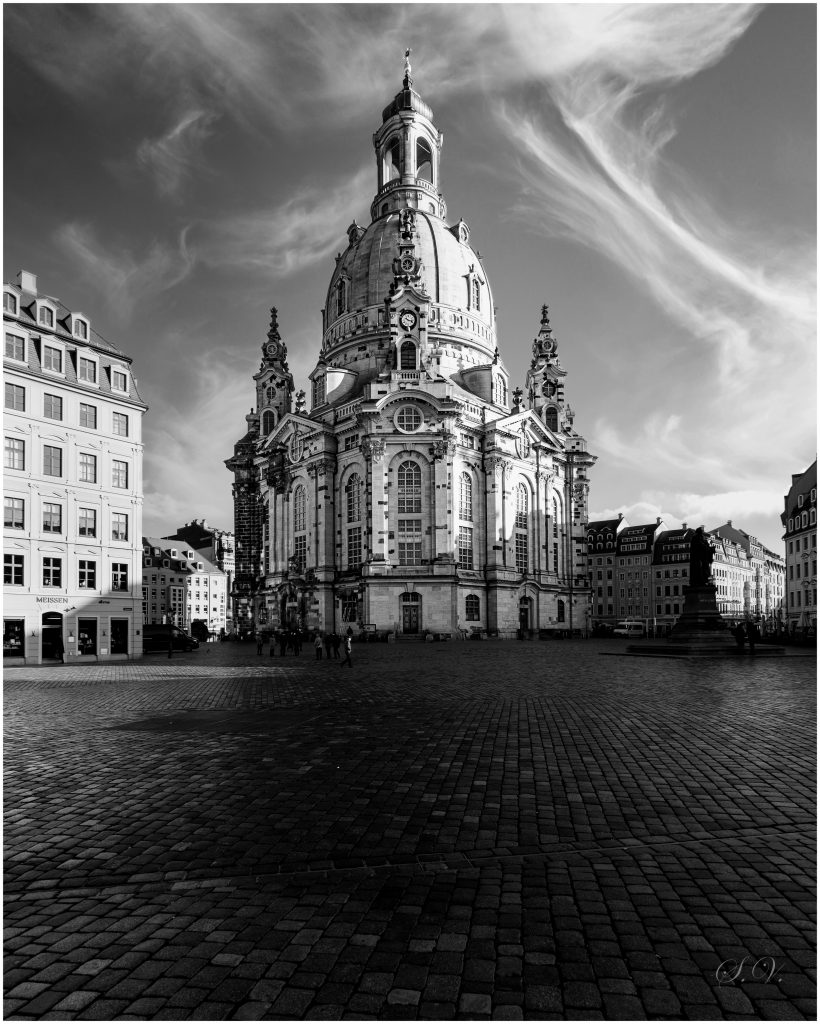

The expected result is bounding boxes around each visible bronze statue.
[690,527,714,586]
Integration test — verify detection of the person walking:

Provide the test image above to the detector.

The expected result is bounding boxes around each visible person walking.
[341,633,353,668]
[331,633,341,660]
[269,632,277,657]
[256,633,264,655]
[746,620,758,655]
[314,633,323,660]
[324,633,333,659]
[279,631,288,657]
[733,621,746,651]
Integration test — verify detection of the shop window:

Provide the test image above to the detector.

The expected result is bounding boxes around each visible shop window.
[77,619,97,656]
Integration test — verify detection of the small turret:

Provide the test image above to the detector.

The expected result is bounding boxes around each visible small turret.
[255,307,294,432]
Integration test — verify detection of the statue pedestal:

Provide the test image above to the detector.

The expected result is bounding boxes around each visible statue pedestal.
[628,584,784,658]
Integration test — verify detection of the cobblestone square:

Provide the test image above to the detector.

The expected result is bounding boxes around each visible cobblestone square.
[4,640,816,1020]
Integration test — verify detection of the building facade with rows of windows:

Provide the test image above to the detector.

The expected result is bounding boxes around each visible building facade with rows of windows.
[141,537,228,637]
[227,65,596,639]
[781,460,817,636]
[4,271,146,664]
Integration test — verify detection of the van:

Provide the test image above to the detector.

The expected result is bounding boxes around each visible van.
[141,624,200,653]
[613,621,645,638]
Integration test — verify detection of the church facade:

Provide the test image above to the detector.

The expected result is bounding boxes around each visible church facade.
[227,63,596,639]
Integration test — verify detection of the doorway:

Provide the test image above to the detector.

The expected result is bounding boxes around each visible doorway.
[41,611,63,661]
[110,619,129,655]
[518,597,532,634]
[401,593,421,634]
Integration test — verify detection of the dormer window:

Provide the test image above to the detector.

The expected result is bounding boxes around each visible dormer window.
[5,332,25,361]
[416,138,433,183]
[312,375,326,408]
[42,343,63,374]
[38,305,54,328]
[4,292,17,315]
[78,356,97,384]
[111,369,128,393]
[73,318,88,340]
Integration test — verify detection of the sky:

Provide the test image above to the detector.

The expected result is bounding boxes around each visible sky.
[4,2,816,554]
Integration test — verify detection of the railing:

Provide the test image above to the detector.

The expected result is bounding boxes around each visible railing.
[336,400,362,422]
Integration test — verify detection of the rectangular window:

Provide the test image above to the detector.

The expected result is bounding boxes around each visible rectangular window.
[3,293,16,313]
[112,460,128,488]
[42,502,62,533]
[111,512,129,541]
[39,306,54,327]
[112,412,129,436]
[5,333,25,360]
[293,534,306,573]
[458,526,474,569]
[112,563,129,591]
[42,345,62,372]
[74,320,87,340]
[43,557,62,587]
[5,383,25,411]
[347,526,362,570]
[398,518,423,566]
[4,554,24,586]
[515,533,528,573]
[112,370,127,392]
[5,437,25,470]
[4,618,25,656]
[78,507,97,537]
[43,393,63,420]
[79,453,97,483]
[78,357,97,383]
[43,445,63,477]
[5,497,24,529]
[78,559,97,589]
[79,403,97,429]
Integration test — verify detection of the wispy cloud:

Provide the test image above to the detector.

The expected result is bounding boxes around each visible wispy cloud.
[54,223,195,322]
[136,109,219,199]
[194,165,372,276]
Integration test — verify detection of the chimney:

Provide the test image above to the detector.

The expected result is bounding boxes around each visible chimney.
[656,517,661,525]
[682,522,687,529]
[17,270,37,294]
[727,520,732,527]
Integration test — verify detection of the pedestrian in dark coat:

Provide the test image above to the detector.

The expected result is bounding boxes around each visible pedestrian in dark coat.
[746,620,758,655]
[256,633,264,655]
[324,633,333,658]
[733,622,746,651]
[341,634,353,667]
[332,633,341,659]
[314,634,323,660]
[279,631,287,657]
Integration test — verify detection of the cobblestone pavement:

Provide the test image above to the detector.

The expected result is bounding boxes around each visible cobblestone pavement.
[4,640,815,1021]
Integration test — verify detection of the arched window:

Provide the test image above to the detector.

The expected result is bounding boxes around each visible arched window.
[292,485,307,573]
[472,278,480,311]
[416,138,433,183]
[515,484,529,573]
[385,137,401,182]
[459,473,473,521]
[312,375,325,408]
[261,410,275,435]
[265,386,276,403]
[397,461,422,513]
[557,599,565,622]
[545,407,558,432]
[494,376,507,406]
[400,340,417,370]
[335,279,347,319]
[345,473,362,570]
[552,496,560,573]
[465,594,480,621]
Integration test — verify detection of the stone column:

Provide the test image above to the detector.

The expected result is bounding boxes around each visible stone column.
[430,433,456,562]
[361,437,387,564]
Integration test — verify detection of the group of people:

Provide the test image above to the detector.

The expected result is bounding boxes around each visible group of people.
[255,628,353,666]
[732,619,760,654]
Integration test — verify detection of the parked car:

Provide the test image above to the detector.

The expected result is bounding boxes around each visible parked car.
[613,621,645,638]
[142,624,200,652]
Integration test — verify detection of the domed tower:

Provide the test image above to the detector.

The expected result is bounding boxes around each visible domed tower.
[229,57,596,642]
[309,51,509,417]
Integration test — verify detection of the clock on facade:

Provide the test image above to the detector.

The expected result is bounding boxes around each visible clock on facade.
[399,310,417,331]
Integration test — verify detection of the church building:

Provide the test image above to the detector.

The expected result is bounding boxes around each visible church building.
[227,59,596,639]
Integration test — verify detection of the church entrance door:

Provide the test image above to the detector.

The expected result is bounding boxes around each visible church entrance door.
[401,593,420,634]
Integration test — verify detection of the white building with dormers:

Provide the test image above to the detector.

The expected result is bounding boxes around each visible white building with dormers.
[227,63,596,639]
[4,271,146,664]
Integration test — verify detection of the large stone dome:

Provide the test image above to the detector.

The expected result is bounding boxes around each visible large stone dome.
[323,209,497,359]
